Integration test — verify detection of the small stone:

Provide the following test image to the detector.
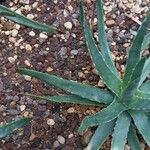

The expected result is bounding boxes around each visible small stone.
[25,44,32,52]
[123,43,130,48]
[24,60,31,66]
[98,80,105,87]
[23,111,29,117]
[29,31,35,37]
[47,119,55,126]
[53,140,60,148]
[12,29,18,37]
[64,22,73,29]
[46,67,53,72]
[8,57,15,63]
[106,19,115,26]
[78,72,85,78]
[20,105,26,111]
[24,75,31,81]
[71,50,78,55]
[27,14,34,19]
[20,0,29,4]
[29,133,36,141]
[67,107,75,113]
[81,130,93,146]
[39,33,48,39]
[57,135,65,144]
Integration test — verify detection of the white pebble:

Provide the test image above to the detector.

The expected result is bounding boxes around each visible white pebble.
[24,60,31,67]
[57,135,65,144]
[20,105,26,111]
[39,33,48,39]
[25,44,32,52]
[64,22,73,29]
[24,75,31,81]
[47,119,55,126]
[29,31,35,37]
[67,107,75,113]
[12,29,18,37]
[8,57,15,63]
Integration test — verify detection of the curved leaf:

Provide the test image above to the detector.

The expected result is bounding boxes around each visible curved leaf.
[140,81,150,92]
[0,5,56,33]
[128,124,141,150]
[25,93,101,106]
[78,98,126,133]
[142,32,150,50]
[18,68,114,104]
[80,1,122,96]
[130,111,150,146]
[123,12,150,90]
[0,118,31,138]
[87,120,115,150]
[111,112,131,150]
[138,57,150,86]
[96,0,118,77]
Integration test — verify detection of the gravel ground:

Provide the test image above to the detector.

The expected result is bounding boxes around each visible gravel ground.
[0,0,150,149]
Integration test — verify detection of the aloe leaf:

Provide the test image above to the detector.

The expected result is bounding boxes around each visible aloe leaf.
[131,58,146,83]
[0,118,31,138]
[130,90,150,110]
[128,124,141,150]
[138,57,150,86]
[111,112,131,150]
[78,98,126,133]
[142,32,150,50]
[87,120,115,150]
[96,0,118,77]
[80,1,122,96]
[0,5,56,33]
[123,12,150,90]
[18,68,114,104]
[25,93,101,106]
[140,81,150,92]
[130,111,150,146]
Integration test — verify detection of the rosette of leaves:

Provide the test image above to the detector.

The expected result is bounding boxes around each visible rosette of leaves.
[17,0,150,149]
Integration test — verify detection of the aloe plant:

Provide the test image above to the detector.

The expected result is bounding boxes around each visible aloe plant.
[16,0,150,149]
[0,118,31,138]
[0,5,56,32]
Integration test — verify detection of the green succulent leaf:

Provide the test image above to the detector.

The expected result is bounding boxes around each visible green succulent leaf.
[0,118,31,138]
[78,98,126,133]
[18,68,114,104]
[130,58,146,83]
[96,0,118,77]
[130,111,150,146]
[0,5,56,33]
[142,32,150,50]
[87,120,115,150]
[129,90,150,109]
[123,12,150,90]
[128,124,141,150]
[140,81,150,92]
[24,93,101,106]
[111,112,131,150]
[138,57,150,86]
[80,1,122,96]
